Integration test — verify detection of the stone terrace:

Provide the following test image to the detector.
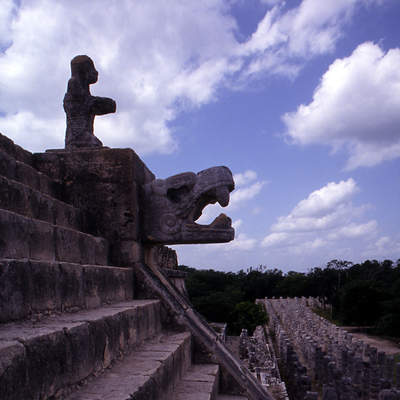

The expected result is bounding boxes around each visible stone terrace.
[0,132,256,400]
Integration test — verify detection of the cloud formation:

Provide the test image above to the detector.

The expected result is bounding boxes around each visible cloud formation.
[240,0,370,77]
[0,0,379,154]
[283,42,400,169]
[262,179,378,252]
[0,0,239,153]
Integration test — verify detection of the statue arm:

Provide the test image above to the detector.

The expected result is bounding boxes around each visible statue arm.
[91,96,116,115]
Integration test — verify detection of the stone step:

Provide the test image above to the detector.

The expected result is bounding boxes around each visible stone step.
[0,300,163,400]
[0,259,134,323]
[0,208,108,264]
[0,175,82,230]
[173,363,220,400]
[0,147,57,198]
[216,396,248,400]
[0,132,33,166]
[65,331,192,400]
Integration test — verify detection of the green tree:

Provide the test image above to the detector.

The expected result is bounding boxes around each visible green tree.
[229,301,268,335]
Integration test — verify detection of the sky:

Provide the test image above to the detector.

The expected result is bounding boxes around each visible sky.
[1,0,400,273]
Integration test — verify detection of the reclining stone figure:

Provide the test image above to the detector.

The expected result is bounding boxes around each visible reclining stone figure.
[64,55,116,149]
[143,166,235,244]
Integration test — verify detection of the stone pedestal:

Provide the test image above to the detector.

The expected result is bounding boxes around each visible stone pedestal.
[34,148,154,266]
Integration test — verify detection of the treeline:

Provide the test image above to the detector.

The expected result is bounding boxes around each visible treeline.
[182,259,400,337]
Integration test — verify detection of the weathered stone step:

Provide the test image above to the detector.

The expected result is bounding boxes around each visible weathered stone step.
[173,363,219,400]
[0,132,33,166]
[66,331,192,400]
[0,175,82,230]
[0,147,56,198]
[0,300,162,400]
[0,209,108,264]
[0,259,134,323]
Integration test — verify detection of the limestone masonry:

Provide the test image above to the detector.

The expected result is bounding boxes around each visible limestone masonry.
[262,297,400,400]
[2,55,398,400]
[0,56,270,400]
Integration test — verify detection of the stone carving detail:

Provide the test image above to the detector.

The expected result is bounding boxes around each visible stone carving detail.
[64,55,116,149]
[143,166,235,244]
[157,245,178,269]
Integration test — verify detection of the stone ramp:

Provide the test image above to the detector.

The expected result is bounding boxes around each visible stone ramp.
[0,300,163,400]
[66,331,192,400]
[172,363,219,400]
[135,259,273,400]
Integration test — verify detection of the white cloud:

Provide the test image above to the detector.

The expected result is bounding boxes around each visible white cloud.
[0,0,240,153]
[230,180,267,208]
[239,0,375,77]
[261,232,288,247]
[233,170,257,186]
[271,179,358,233]
[262,179,378,252]
[283,42,400,169]
[362,236,400,259]
[0,0,15,49]
[232,219,243,229]
[328,220,378,240]
[291,179,357,218]
[0,0,381,154]
[226,233,257,251]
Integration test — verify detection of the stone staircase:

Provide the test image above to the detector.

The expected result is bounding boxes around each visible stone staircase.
[0,133,251,400]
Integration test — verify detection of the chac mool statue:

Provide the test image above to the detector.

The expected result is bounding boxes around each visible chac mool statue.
[64,55,116,149]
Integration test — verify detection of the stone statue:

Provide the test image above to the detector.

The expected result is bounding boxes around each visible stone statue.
[63,55,116,149]
[143,166,235,244]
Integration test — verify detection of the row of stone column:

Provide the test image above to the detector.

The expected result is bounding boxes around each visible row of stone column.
[264,297,400,400]
[239,327,289,400]
[264,298,318,400]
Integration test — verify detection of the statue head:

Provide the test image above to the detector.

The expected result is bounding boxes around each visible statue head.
[70,55,98,84]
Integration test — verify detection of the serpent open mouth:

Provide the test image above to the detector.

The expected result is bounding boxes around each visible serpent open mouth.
[144,165,236,244]
[188,185,233,230]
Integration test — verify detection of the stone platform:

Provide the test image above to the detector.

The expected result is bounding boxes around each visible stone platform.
[0,132,257,400]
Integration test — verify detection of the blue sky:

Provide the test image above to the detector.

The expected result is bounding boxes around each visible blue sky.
[1,0,400,272]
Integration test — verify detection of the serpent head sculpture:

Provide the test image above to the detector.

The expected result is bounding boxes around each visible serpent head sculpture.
[143,166,235,244]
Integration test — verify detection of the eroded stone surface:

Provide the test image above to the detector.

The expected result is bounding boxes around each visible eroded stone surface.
[143,166,235,244]
[64,55,116,150]
[264,297,400,400]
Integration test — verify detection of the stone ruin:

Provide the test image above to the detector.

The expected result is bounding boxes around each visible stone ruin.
[262,297,400,400]
[0,55,273,399]
[239,326,289,400]
[4,54,398,400]
[64,55,116,149]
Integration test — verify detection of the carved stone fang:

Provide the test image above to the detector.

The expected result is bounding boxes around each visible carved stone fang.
[216,186,230,207]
